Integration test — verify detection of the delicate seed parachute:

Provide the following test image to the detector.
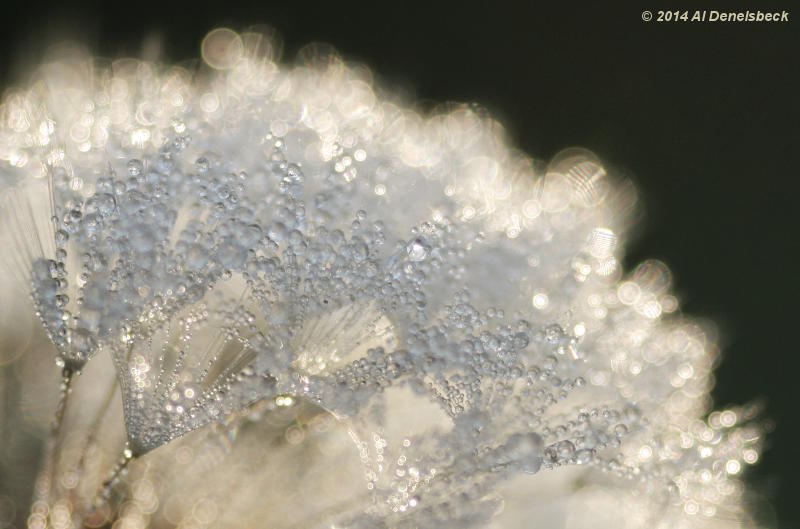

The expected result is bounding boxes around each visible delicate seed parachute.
[0,27,765,529]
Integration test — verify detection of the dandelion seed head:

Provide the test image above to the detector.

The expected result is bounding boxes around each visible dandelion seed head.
[0,27,766,529]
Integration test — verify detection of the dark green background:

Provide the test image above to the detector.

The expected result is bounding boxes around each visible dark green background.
[1,1,797,526]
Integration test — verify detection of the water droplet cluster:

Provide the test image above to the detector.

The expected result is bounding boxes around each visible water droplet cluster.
[0,28,764,528]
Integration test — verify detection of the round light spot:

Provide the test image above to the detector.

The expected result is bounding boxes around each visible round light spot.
[202,28,244,70]
[617,281,641,305]
[532,292,549,310]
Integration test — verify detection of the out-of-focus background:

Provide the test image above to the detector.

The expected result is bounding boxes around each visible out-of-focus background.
[0,1,796,527]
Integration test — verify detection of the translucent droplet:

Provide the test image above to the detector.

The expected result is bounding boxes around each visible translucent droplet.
[496,433,543,474]
[406,238,429,262]
[575,448,595,464]
[127,159,143,176]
